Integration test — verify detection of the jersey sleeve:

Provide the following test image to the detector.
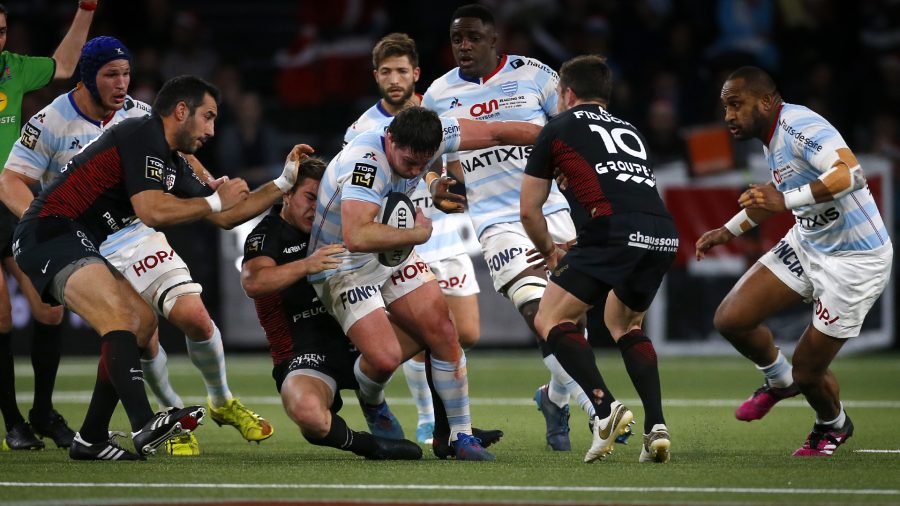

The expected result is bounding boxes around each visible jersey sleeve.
[9,53,55,92]
[435,117,461,158]
[534,59,560,119]
[339,149,390,206]
[790,118,847,173]
[243,216,281,263]
[524,123,555,179]
[4,110,58,181]
[171,154,214,198]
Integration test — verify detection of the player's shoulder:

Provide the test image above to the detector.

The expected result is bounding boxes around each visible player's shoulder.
[245,212,283,251]
[504,55,558,79]
[122,96,152,116]
[777,102,841,142]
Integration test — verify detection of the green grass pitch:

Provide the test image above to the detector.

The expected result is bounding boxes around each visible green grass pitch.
[1,350,898,505]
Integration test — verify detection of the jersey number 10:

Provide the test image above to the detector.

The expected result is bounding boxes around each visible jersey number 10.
[589,124,647,160]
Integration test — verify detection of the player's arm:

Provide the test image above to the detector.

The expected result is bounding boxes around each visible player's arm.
[520,174,554,255]
[52,0,98,79]
[341,199,431,253]
[457,118,541,150]
[204,144,314,229]
[131,178,250,227]
[740,148,865,212]
[241,245,345,298]
[0,170,40,218]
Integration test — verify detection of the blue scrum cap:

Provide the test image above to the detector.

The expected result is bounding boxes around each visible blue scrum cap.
[79,36,131,102]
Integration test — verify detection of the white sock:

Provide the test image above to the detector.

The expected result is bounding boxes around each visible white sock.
[185,322,233,407]
[430,352,471,441]
[402,359,434,426]
[758,349,794,388]
[816,403,846,429]
[353,355,386,405]
[140,345,184,409]
[543,353,594,417]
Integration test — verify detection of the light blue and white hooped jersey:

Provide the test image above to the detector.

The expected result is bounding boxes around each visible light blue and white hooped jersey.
[344,102,467,263]
[765,103,890,253]
[309,116,462,281]
[343,101,393,146]
[5,90,157,256]
[422,54,569,237]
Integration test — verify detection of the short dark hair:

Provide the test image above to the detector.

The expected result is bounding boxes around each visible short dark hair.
[0,4,7,16]
[727,66,778,97]
[559,55,613,103]
[292,156,326,190]
[152,75,220,116]
[452,4,494,25]
[372,33,418,69]
[386,107,442,156]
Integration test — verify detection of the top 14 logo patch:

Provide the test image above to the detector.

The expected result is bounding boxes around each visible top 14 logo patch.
[351,163,377,189]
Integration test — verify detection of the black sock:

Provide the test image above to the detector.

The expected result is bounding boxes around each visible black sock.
[78,359,119,443]
[547,322,615,419]
[0,331,24,430]
[100,331,153,432]
[30,321,62,417]
[618,330,665,433]
[424,350,450,444]
[306,413,377,456]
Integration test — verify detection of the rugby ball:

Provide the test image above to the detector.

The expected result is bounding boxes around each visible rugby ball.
[376,192,415,267]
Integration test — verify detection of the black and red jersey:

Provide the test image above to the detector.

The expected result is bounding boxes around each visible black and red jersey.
[21,114,212,243]
[525,104,671,221]
[242,210,349,366]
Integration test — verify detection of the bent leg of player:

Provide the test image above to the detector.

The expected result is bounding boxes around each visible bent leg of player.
[122,234,272,444]
[386,273,493,460]
[720,237,810,421]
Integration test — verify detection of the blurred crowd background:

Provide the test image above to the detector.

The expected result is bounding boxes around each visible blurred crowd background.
[5,0,898,351]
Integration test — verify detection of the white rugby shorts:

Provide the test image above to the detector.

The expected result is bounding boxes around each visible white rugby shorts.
[429,253,480,297]
[479,210,576,293]
[103,230,191,297]
[313,250,436,333]
[759,226,893,338]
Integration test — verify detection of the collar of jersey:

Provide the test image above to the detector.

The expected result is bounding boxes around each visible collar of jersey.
[765,103,784,146]
[458,54,508,84]
[68,90,104,128]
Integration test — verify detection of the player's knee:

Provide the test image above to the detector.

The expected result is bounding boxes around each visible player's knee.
[168,295,212,340]
[289,395,329,436]
[367,353,401,378]
[713,303,750,338]
[457,327,480,349]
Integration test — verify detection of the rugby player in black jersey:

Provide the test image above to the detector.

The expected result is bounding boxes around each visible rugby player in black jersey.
[520,55,678,464]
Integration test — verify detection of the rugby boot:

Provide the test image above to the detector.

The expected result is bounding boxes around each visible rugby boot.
[638,424,671,463]
[165,432,201,456]
[359,399,404,440]
[451,432,495,461]
[69,431,143,461]
[793,415,854,457]
[534,384,571,451]
[29,408,76,448]
[584,401,633,463]
[365,435,423,460]
[416,421,435,445]
[2,422,44,450]
[208,398,273,443]
[132,406,204,456]
[433,427,503,459]
[736,383,800,421]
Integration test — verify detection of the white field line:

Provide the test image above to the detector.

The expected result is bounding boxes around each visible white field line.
[0,482,898,497]
[15,392,900,409]
[854,449,900,453]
